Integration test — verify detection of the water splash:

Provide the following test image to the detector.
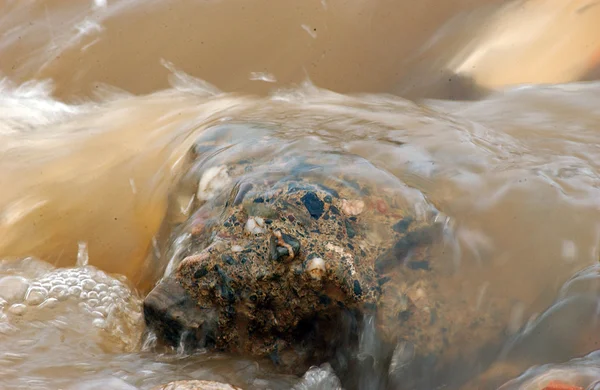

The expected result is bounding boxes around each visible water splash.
[77,241,89,267]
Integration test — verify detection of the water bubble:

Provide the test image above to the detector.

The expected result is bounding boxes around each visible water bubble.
[95,305,109,317]
[25,286,48,306]
[109,286,129,299]
[88,291,99,300]
[50,277,65,287]
[293,363,341,390]
[81,279,96,291]
[64,277,79,286]
[87,299,99,307]
[68,286,83,296]
[0,276,29,303]
[8,304,27,316]
[38,298,58,309]
[49,285,69,301]
[93,283,108,293]
[92,318,106,328]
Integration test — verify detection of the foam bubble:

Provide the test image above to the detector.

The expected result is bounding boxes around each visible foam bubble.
[2,260,144,352]
[8,303,27,316]
[68,286,83,296]
[0,276,30,303]
[25,286,48,306]
[38,298,58,309]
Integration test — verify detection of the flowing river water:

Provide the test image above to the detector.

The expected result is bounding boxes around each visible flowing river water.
[2,0,600,389]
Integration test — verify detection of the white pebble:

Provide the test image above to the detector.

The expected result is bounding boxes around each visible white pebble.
[0,276,30,303]
[306,257,326,280]
[245,217,266,235]
[231,245,244,252]
[341,199,365,216]
[197,165,231,201]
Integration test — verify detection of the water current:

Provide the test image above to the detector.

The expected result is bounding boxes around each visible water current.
[1,0,600,389]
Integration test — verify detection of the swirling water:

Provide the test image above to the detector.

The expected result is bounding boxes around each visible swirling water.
[1,1,600,389]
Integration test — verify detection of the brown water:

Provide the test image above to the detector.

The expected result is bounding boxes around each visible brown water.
[2,0,600,389]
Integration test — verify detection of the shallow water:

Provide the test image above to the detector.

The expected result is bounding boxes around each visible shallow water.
[2,0,600,389]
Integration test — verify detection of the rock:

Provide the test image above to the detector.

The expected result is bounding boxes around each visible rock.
[144,150,510,383]
[152,380,242,390]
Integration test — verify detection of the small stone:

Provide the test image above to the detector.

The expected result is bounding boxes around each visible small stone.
[221,254,235,265]
[344,219,356,238]
[407,260,430,271]
[301,192,324,219]
[306,257,326,280]
[270,231,300,261]
[393,217,414,233]
[341,199,364,216]
[245,217,266,234]
[353,280,363,297]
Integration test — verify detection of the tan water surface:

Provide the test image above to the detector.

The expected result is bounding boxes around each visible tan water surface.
[2,0,600,389]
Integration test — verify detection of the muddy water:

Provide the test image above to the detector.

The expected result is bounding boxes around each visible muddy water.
[2,0,600,389]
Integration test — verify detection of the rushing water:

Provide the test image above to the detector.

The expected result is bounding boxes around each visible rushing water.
[2,0,600,389]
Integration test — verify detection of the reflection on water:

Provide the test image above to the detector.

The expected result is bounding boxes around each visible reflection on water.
[1,0,600,389]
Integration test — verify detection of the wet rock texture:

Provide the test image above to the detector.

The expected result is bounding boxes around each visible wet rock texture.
[144,134,508,381]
